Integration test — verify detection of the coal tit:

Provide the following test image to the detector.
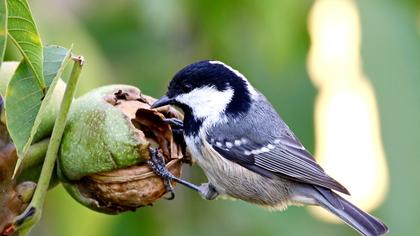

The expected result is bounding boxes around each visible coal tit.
[149,60,388,236]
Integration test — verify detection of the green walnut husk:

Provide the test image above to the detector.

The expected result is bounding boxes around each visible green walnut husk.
[58,85,186,214]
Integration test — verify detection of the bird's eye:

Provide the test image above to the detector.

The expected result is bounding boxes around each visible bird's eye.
[181,83,192,93]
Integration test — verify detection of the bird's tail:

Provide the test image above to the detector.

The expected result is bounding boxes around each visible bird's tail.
[316,187,388,236]
[294,186,388,236]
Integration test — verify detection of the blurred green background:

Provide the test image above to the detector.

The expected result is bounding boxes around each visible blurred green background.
[9,0,419,235]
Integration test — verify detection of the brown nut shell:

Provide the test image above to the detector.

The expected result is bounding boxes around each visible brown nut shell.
[77,159,181,212]
[58,85,187,214]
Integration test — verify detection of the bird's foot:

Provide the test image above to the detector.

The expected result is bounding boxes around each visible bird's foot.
[198,183,219,200]
[147,147,217,200]
[147,147,175,200]
[163,118,186,156]
[163,118,184,137]
[163,118,183,129]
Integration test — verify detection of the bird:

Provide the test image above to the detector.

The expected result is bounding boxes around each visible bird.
[148,60,388,236]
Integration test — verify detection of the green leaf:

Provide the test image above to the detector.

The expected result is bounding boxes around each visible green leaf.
[0,0,7,64]
[6,0,44,89]
[5,46,71,160]
[5,61,41,153]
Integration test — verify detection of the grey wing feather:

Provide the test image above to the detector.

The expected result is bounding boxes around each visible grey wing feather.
[210,134,349,195]
[207,93,349,195]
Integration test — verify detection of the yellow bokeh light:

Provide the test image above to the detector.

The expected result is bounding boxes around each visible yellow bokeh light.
[307,0,389,222]
[307,0,362,87]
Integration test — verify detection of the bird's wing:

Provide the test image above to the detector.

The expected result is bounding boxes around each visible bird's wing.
[207,130,349,195]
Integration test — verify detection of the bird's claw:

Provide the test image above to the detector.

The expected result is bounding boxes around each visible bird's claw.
[147,146,216,200]
[147,147,176,200]
[163,118,186,152]
[163,178,175,200]
[163,118,184,138]
[163,118,183,129]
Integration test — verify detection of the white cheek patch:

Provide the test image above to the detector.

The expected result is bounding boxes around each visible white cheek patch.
[175,86,234,121]
[209,60,258,97]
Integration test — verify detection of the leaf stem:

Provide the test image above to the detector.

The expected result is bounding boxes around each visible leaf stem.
[14,55,84,235]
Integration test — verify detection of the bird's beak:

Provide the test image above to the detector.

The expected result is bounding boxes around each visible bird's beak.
[151,95,173,109]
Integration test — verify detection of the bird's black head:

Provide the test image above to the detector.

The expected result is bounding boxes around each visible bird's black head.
[152,60,255,135]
